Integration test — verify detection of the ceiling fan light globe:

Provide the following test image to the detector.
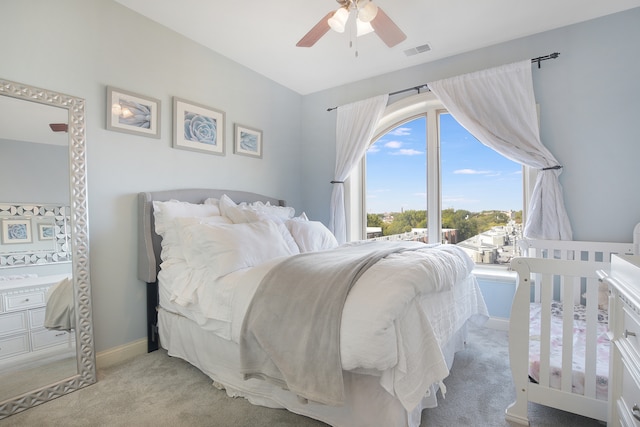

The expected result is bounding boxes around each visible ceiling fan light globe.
[358,1,378,23]
[356,18,374,36]
[328,7,349,33]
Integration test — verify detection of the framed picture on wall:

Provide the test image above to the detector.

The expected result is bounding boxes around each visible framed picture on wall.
[106,86,161,138]
[233,124,263,158]
[2,219,32,244]
[38,223,55,240]
[172,97,225,155]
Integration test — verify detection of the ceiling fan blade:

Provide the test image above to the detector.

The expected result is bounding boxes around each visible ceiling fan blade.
[296,11,334,47]
[370,7,406,48]
[49,123,68,132]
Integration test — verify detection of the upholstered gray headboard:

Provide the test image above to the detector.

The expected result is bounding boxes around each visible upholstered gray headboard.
[137,189,285,283]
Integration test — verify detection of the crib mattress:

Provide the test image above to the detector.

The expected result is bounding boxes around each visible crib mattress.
[528,301,609,400]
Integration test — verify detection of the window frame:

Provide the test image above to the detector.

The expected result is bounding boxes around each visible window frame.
[346,91,533,243]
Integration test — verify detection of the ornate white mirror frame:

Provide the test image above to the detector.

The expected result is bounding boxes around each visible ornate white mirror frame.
[0,78,96,418]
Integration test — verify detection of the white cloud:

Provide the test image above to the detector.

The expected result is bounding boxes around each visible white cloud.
[385,140,403,148]
[454,168,492,175]
[389,127,411,136]
[390,148,424,156]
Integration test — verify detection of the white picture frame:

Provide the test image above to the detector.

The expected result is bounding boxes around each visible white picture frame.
[2,219,32,244]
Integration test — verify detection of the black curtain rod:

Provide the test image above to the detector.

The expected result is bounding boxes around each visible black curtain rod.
[327,52,560,112]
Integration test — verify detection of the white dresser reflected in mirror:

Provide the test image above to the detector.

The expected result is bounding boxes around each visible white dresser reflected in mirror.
[0,273,75,402]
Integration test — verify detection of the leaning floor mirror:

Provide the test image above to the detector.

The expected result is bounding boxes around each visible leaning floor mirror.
[0,78,96,418]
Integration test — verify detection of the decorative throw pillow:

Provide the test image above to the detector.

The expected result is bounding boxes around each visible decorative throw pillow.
[153,200,223,262]
[285,220,339,253]
[181,220,296,277]
[219,194,295,224]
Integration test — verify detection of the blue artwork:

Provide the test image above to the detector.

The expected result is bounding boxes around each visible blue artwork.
[7,223,28,240]
[40,225,54,239]
[184,111,217,145]
[117,100,152,129]
[240,131,258,152]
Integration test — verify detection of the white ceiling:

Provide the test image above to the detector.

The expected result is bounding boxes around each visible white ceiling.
[119,0,639,95]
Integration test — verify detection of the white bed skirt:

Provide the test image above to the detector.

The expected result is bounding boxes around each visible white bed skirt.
[158,308,468,427]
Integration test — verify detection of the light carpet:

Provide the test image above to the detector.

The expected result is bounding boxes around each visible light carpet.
[0,324,605,426]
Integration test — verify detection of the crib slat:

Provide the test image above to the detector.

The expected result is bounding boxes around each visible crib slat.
[561,275,575,393]
[539,273,553,388]
[583,277,599,399]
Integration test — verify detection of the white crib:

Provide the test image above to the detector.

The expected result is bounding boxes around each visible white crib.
[505,237,635,425]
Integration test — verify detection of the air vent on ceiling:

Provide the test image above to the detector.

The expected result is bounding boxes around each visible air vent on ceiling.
[404,43,432,57]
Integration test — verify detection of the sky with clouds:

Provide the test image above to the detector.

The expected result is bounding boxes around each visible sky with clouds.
[366,114,523,214]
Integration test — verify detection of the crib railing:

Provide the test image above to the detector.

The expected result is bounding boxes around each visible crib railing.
[506,239,633,425]
[519,239,634,305]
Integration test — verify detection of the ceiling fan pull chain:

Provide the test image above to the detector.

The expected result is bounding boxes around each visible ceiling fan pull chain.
[350,8,358,58]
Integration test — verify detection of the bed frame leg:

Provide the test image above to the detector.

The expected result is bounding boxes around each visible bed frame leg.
[147,281,159,352]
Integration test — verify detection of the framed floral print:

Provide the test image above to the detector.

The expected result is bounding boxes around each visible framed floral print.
[2,219,32,244]
[172,97,225,155]
[234,124,263,159]
[106,86,161,138]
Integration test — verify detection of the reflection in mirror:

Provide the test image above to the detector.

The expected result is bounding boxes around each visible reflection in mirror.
[0,79,95,418]
[0,203,71,266]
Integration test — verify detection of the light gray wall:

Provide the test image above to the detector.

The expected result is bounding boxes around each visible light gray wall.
[0,139,69,204]
[0,0,303,353]
[300,7,640,244]
[0,139,72,278]
[1,0,638,354]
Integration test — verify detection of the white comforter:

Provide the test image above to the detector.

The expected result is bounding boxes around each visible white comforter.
[159,243,488,410]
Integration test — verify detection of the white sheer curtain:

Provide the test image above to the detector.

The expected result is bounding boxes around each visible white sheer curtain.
[330,94,389,244]
[428,60,572,240]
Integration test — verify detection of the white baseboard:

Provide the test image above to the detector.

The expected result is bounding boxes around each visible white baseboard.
[484,317,509,331]
[96,338,148,369]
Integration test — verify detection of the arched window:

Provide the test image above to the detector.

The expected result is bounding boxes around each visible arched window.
[346,92,528,266]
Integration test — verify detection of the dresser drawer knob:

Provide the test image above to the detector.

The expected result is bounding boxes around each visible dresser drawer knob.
[633,404,640,421]
[625,330,637,338]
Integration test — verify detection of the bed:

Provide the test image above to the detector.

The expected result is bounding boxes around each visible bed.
[505,237,636,425]
[137,188,489,427]
[44,276,75,331]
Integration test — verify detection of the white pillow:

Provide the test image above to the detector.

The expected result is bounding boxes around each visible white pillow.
[153,200,221,235]
[294,212,309,221]
[272,221,300,255]
[160,215,232,263]
[181,220,296,277]
[153,200,224,262]
[219,194,259,223]
[219,194,295,224]
[285,220,339,253]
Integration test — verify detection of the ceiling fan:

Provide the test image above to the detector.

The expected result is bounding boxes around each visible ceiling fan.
[297,0,406,48]
[49,123,68,132]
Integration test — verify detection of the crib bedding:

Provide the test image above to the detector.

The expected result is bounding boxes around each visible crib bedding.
[528,301,609,400]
